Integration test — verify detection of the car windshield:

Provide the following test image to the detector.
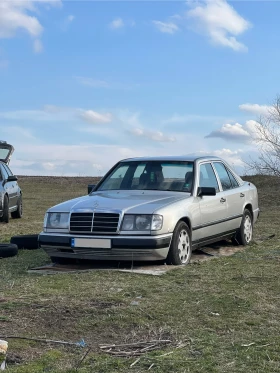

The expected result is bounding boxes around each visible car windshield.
[97,161,194,192]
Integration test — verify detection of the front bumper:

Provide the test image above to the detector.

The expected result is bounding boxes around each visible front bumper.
[39,233,172,261]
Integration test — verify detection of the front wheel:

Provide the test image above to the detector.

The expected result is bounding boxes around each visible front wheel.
[166,221,192,265]
[236,209,253,245]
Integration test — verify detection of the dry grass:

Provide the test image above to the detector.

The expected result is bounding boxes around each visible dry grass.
[0,175,280,372]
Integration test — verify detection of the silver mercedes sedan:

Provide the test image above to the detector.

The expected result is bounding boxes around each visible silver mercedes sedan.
[39,156,259,265]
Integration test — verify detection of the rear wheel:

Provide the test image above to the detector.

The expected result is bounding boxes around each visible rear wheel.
[0,195,9,223]
[11,195,23,219]
[167,221,192,265]
[236,209,253,245]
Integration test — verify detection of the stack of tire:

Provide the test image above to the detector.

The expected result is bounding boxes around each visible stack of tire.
[0,234,38,259]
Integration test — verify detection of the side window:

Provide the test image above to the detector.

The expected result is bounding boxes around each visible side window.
[227,169,239,188]
[199,163,219,192]
[213,162,232,191]
[3,164,13,177]
[0,164,9,181]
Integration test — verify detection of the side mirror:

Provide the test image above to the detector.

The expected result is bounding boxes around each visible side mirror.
[197,186,216,197]
[88,184,96,194]
[7,175,18,182]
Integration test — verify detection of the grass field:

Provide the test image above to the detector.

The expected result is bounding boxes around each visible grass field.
[0,175,280,372]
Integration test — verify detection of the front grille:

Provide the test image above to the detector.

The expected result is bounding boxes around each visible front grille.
[70,212,120,234]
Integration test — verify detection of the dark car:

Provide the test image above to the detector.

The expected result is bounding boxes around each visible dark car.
[0,141,22,223]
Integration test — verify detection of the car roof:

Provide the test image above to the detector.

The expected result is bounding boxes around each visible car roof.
[120,155,223,163]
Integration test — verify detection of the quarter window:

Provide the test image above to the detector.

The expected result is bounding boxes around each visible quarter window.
[199,163,219,191]
[227,169,239,188]
[213,162,232,191]
[99,164,129,190]
[3,164,13,177]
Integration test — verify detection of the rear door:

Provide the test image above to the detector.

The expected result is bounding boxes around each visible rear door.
[212,162,244,231]
[196,162,228,242]
[0,142,14,164]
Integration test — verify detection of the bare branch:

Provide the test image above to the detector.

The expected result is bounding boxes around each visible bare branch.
[245,95,280,176]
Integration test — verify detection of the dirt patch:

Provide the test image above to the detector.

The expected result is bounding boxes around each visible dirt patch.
[29,240,245,276]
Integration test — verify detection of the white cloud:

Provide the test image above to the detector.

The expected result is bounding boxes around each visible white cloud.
[130,128,176,143]
[189,148,245,170]
[9,143,142,176]
[163,113,234,126]
[118,111,142,127]
[205,120,258,142]
[0,106,114,126]
[33,39,43,53]
[152,21,179,34]
[187,0,251,52]
[0,0,61,52]
[213,148,245,168]
[0,108,72,121]
[61,14,75,31]
[239,103,273,116]
[68,15,75,22]
[43,105,65,113]
[75,76,109,88]
[109,18,124,29]
[74,76,139,91]
[1,105,256,176]
[1,125,35,140]
[79,110,113,124]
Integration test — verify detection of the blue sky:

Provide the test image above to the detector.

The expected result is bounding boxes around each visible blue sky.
[0,0,279,176]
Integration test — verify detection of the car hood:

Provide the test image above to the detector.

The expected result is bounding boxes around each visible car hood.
[49,190,190,214]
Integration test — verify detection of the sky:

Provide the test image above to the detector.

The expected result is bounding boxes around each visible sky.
[0,0,279,176]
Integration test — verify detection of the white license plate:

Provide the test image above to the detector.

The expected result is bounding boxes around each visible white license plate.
[71,238,111,249]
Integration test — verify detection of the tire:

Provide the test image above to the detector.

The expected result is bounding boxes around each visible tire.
[166,221,192,265]
[0,195,9,223]
[10,234,39,250]
[11,195,23,219]
[0,244,18,258]
[236,209,253,246]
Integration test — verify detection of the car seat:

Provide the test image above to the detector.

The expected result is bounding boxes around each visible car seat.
[139,164,164,189]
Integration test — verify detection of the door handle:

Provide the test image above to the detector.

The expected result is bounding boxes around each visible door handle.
[220,197,226,203]
[240,193,245,197]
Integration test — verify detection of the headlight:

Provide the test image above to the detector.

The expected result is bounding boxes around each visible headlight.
[135,215,151,230]
[121,215,134,231]
[45,212,69,229]
[121,214,163,231]
[151,215,163,231]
